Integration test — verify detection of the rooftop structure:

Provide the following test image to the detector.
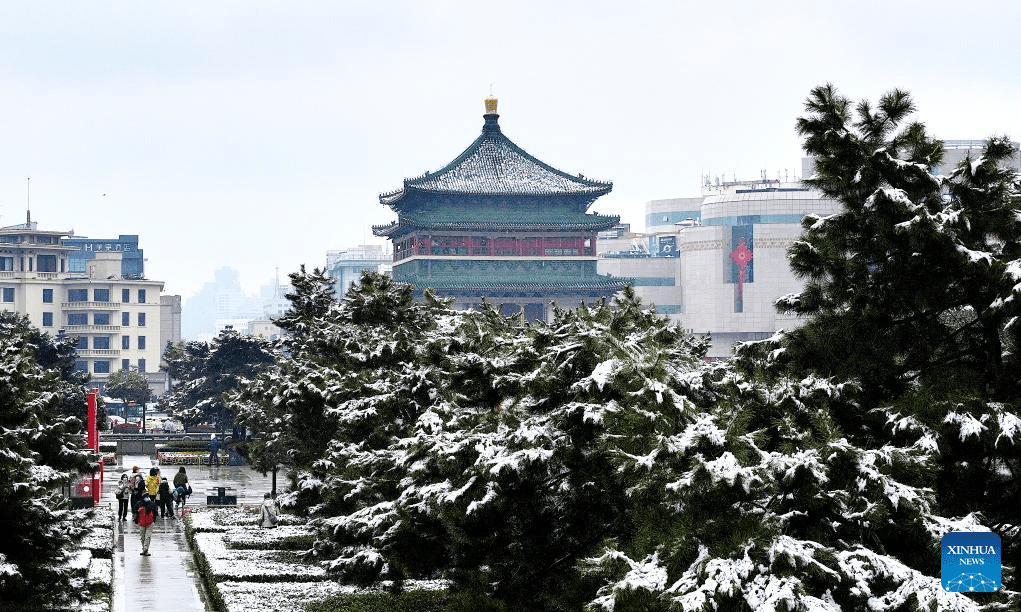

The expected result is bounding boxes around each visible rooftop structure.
[373,97,627,320]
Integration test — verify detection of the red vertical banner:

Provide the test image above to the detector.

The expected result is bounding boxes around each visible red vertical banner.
[87,388,102,505]
[87,389,98,452]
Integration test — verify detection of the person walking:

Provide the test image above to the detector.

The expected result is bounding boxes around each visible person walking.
[137,495,156,556]
[129,472,146,521]
[114,474,131,521]
[259,493,280,528]
[209,434,220,466]
[157,477,173,518]
[145,467,160,497]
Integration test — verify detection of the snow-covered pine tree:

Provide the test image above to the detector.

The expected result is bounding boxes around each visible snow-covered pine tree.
[161,327,273,435]
[412,288,710,610]
[0,312,94,609]
[584,353,993,611]
[763,84,1021,597]
[237,271,466,582]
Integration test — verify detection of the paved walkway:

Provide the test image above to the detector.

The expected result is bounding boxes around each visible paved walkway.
[105,454,276,612]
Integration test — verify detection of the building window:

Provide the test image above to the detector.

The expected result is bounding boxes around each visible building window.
[37,255,57,272]
[68,313,87,326]
[122,359,130,371]
[138,336,146,350]
[94,288,110,302]
[122,336,130,349]
[0,257,12,271]
[43,289,53,303]
[2,287,13,302]
[122,312,130,326]
[138,290,146,304]
[68,289,88,302]
[138,313,146,326]
[122,288,130,303]
[94,361,110,374]
[77,336,88,350]
[94,313,111,325]
[94,337,110,350]
[42,312,53,327]
[74,361,88,372]
[137,359,146,373]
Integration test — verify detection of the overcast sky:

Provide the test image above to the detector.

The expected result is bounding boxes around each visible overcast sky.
[1,1,1018,299]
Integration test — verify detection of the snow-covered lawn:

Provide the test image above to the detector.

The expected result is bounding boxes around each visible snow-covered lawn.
[188,507,447,612]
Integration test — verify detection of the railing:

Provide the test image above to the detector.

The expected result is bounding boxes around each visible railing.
[78,349,121,357]
[61,301,121,310]
[65,324,122,333]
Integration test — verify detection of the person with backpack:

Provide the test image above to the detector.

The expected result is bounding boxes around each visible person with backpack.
[114,474,131,521]
[259,492,280,528]
[137,495,156,556]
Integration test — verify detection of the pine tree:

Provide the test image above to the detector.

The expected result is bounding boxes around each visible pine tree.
[161,327,274,435]
[746,84,1021,602]
[0,312,94,609]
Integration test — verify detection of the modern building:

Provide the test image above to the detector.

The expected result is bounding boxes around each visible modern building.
[63,234,145,279]
[604,137,1019,358]
[597,179,840,358]
[675,181,838,357]
[325,244,392,297]
[0,218,172,395]
[372,96,627,320]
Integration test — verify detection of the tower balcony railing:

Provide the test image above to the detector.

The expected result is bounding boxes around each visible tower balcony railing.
[78,349,121,357]
[61,301,121,310]
[64,324,122,333]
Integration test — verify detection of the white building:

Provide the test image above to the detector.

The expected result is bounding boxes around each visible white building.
[325,244,392,298]
[599,180,839,358]
[0,220,170,395]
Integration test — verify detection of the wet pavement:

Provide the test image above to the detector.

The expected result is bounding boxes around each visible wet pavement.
[104,454,276,612]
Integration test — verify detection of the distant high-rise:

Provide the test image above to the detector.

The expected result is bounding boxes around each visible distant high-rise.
[373,96,626,320]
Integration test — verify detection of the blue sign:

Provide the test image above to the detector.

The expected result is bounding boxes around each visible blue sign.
[941,531,1000,592]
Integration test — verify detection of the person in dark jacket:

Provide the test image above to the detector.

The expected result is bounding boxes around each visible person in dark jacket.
[157,477,173,518]
[173,466,188,489]
[129,473,146,521]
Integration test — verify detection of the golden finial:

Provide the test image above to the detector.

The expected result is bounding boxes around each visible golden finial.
[484,93,498,115]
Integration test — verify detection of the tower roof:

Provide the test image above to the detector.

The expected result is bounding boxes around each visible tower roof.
[380,99,612,207]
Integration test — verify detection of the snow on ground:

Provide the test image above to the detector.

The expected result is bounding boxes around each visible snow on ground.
[189,507,447,612]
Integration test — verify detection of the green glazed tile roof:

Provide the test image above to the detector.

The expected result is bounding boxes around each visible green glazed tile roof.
[379,113,612,207]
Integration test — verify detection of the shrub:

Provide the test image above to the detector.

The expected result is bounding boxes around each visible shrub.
[305,590,447,612]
